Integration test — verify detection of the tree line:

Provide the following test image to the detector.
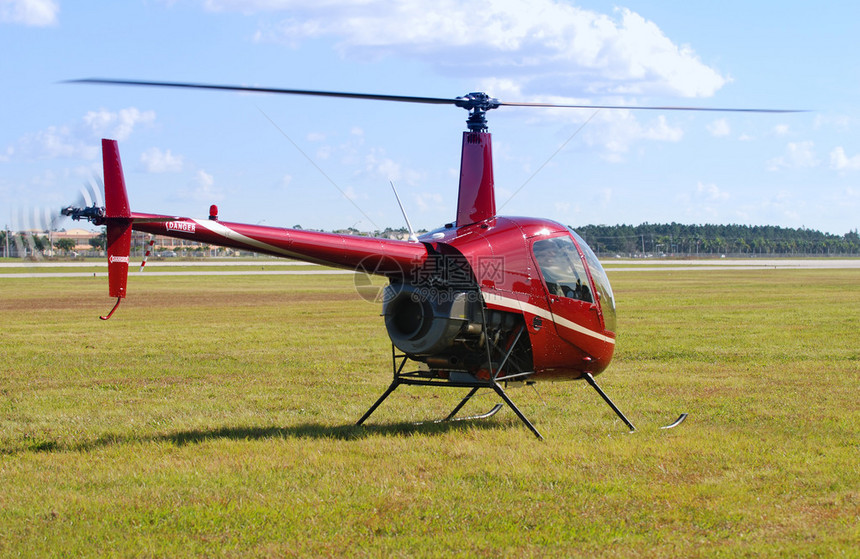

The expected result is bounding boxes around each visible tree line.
[0,230,106,257]
[4,224,859,259]
[574,223,860,256]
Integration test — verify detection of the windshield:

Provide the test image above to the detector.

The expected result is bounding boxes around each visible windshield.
[533,236,593,303]
[570,229,616,332]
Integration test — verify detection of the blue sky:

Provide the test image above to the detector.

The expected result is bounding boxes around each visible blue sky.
[2,0,858,235]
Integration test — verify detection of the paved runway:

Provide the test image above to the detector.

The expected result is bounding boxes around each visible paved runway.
[604,258,860,271]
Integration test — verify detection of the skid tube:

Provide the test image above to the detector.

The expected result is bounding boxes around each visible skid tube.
[356,347,544,440]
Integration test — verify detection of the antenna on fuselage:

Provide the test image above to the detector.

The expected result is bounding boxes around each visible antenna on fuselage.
[389,181,418,242]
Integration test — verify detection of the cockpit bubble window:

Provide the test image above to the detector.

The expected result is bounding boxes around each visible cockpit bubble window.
[532,236,593,303]
[570,229,617,333]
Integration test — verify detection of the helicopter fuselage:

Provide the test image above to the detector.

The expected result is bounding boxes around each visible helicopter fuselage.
[127,211,616,382]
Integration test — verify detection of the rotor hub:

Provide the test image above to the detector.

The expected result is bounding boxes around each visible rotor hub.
[455,92,500,132]
[61,204,105,224]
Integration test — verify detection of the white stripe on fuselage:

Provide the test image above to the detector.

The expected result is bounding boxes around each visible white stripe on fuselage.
[193,219,299,258]
[482,290,615,345]
[187,221,613,345]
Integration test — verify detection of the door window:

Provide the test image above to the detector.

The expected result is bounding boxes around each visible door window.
[532,236,593,303]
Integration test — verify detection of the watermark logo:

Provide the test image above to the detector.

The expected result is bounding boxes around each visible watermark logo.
[352,253,506,303]
[409,286,484,304]
[352,255,405,303]
[477,255,505,284]
[410,254,505,287]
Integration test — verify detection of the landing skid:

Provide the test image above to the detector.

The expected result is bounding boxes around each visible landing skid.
[358,328,661,439]
[660,413,688,429]
[582,373,688,432]
[357,363,684,438]
[449,403,504,422]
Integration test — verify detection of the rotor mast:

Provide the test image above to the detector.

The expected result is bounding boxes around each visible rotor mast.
[454,93,499,226]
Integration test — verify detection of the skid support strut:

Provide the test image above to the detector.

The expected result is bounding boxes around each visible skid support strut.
[583,372,636,432]
[356,372,543,439]
[357,344,543,439]
[355,380,400,427]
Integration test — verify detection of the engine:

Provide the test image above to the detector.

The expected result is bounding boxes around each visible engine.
[382,281,530,373]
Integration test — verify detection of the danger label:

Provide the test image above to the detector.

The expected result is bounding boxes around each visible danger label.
[167,221,196,233]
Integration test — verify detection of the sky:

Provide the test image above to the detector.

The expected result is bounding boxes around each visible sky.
[1,0,859,235]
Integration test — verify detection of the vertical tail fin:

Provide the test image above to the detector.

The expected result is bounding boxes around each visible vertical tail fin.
[101,139,132,319]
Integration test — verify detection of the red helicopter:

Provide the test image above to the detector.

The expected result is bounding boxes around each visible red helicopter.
[64,79,795,438]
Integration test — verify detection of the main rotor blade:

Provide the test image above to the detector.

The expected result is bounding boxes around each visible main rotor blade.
[68,78,459,106]
[498,101,804,114]
[68,78,805,114]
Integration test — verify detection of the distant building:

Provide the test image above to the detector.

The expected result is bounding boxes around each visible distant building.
[53,228,99,252]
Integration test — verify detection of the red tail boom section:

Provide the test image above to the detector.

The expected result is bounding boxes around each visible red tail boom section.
[131,216,428,274]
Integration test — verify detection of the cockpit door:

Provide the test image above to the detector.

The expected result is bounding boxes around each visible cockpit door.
[530,234,605,345]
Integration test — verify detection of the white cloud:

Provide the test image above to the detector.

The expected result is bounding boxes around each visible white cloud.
[642,115,683,142]
[814,114,852,131]
[760,190,799,222]
[584,111,683,161]
[767,141,818,171]
[211,0,726,99]
[361,147,422,184]
[182,169,223,202]
[696,181,729,201]
[0,0,58,26]
[2,108,155,162]
[140,147,185,173]
[707,118,730,137]
[675,181,730,221]
[370,156,401,181]
[773,124,790,136]
[413,191,445,212]
[0,144,13,162]
[8,125,98,160]
[82,108,156,141]
[830,147,860,171]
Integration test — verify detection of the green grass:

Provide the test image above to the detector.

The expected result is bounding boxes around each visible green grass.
[1,269,857,557]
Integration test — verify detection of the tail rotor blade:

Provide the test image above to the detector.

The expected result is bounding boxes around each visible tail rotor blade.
[79,183,94,208]
[92,177,105,208]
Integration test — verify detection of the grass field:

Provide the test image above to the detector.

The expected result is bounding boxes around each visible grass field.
[1,267,857,557]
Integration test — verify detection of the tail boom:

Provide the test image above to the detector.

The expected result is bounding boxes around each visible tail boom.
[131,215,426,274]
